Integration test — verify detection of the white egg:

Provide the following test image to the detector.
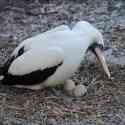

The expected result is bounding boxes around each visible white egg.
[64,79,76,96]
[73,84,87,97]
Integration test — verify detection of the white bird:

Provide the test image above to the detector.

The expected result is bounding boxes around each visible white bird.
[0,21,111,95]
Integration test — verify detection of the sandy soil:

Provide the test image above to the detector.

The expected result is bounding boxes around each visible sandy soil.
[0,0,125,125]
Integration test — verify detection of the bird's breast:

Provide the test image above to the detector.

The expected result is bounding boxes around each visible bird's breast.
[44,56,81,87]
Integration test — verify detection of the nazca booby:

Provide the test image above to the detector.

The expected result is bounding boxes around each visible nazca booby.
[0,21,111,95]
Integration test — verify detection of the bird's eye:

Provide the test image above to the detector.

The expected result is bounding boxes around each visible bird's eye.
[18,46,24,57]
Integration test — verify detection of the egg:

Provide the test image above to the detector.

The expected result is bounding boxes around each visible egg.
[73,84,87,97]
[64,79,76,96]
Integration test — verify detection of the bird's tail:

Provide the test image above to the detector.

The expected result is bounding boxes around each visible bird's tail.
[0,66,4,80]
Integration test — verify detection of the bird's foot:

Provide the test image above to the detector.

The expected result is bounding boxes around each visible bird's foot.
[64,79,87,97]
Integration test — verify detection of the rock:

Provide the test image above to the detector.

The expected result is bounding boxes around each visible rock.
[46,118,57,125]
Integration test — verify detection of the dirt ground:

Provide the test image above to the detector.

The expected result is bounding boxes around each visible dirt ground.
[0,0,125,125]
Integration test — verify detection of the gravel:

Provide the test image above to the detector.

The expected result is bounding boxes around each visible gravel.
[0,0,125,125]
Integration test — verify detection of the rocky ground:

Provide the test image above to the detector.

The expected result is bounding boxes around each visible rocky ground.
[0,0,125,125]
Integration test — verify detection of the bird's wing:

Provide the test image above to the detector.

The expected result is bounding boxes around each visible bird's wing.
[3,24,69,76]
[2,47,64,85]
[11,25,70,57]
[9,46,64,75]
[2,45,26,75]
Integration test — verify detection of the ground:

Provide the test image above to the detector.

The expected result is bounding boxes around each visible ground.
[0,0,125,125]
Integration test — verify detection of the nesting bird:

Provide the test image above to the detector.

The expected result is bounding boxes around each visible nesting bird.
[0,21,111,96]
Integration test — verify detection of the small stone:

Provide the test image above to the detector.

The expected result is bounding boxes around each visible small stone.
[73,84,87,97]
[46,118,57,125]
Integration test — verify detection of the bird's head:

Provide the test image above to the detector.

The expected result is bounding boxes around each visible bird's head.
[74,21,111,79]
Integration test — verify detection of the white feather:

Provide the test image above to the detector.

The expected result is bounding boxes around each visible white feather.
[8,47,64,75]
[73,21,104,46]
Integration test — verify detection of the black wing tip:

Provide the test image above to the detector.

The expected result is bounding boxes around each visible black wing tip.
[2,61,63,86]
[58,61,63,66]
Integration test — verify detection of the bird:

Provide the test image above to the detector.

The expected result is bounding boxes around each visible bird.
[0,21,111,96]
